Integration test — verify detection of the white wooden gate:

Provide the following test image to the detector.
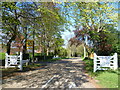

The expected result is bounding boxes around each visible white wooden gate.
[5,52,29,70]
[94,53,118,72]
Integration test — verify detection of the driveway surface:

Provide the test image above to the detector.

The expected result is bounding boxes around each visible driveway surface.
[2,58,97,88]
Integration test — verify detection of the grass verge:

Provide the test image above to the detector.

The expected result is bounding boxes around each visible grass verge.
[0,52,5,60]
[83,58,119,88]
[95,70,119,88]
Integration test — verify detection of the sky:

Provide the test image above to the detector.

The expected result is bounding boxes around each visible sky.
[61,17,76,48]
[61,27,75,48]
[60,2,76,48]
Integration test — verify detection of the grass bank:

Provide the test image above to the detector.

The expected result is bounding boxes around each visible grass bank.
[0,52,5,60]
[95,70,119,88]
[83,58,119,88]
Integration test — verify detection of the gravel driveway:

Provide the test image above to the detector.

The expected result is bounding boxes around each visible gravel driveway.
[2,58,97,88]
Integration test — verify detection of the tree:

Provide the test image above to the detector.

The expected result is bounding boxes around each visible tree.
[2,2,36,55]
[2,2,66,55]
[2,2,21,54]
[33,2,66,59]
[69,2,118,55]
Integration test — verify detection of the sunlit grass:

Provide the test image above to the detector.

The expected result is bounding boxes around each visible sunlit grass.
[95,70,119,88]
[83,58,119,88]
[0,52,5,60]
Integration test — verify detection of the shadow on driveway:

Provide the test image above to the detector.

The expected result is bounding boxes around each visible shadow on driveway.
[2,58,94,88]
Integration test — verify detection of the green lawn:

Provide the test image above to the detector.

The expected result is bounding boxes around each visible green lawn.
[95,71,119,88]
[0,52,5,60]
[83,58,119,88]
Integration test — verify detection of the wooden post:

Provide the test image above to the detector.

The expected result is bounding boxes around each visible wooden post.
[32,30,35,63]
[20,52,23,70]
[93,53,97,72]
[114,53,118,70]
[84,45,86,58]
[5,53,8,68]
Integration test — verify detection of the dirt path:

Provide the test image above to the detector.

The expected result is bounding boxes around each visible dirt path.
[2,58,98,88]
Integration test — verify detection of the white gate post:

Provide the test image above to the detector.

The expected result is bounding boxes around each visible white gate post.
[94,53,97,72]
[19,52,23,70]
[114,53,118,70]
[84,46,86,58]
[5,53,8,68]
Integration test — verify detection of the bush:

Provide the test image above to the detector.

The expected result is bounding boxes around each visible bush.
[83,59,94,72]
[34,55,54,61]
[34,56,44,61]
[83,57,91,60]
[23,53,30,60]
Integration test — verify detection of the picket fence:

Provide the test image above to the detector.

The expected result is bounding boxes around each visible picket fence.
[94,53,118,72]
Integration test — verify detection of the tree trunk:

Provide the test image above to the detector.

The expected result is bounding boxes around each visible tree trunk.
[84,45,86,58]
[7,42,11,55]
[7,35,16,55]
[23,40,27,54]
[23,27,27,56]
